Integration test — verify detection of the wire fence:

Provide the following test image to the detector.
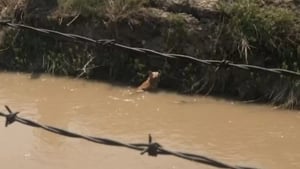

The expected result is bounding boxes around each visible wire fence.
[0,105,258,169]
[0,20,300,79]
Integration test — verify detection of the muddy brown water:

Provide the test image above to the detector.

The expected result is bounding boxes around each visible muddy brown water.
[0,72,300,169]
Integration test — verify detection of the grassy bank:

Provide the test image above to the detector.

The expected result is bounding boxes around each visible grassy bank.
[0,0,299,108]
[218,0,299,69]
[216,0,300,108]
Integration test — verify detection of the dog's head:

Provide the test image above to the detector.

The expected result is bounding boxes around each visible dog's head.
[136,71,161,92]
[148,71,160,80]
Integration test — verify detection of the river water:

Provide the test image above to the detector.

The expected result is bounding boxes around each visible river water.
[0,72,299,169]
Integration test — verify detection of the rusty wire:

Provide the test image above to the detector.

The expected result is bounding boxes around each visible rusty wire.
[0,20,300,79]
[0,105,258,169]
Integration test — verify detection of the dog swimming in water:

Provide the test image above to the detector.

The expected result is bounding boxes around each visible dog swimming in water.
[136,71,160,92]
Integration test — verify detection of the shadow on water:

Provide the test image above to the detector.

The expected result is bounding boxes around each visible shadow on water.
[30,72,42,79]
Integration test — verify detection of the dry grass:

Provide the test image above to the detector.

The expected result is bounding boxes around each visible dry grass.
[0,0,20,18]
[104,0,147,21]
[0,0,17,8]
[57,0,147,18]
[57,0,104,16]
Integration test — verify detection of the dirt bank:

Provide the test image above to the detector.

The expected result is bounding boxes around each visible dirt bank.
[0,0,299,108]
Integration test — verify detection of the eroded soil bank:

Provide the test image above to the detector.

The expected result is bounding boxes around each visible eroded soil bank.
[0,0,299,108]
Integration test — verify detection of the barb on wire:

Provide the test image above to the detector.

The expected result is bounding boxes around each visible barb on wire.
[0,106,258,169]
[0,20,299,79]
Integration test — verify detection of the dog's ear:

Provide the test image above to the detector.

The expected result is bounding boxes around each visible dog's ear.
[147,71,153,77]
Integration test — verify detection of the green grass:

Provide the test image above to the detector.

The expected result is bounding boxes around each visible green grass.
[218,0,299,70]
[164,13,188,53]
[216,0,300,108]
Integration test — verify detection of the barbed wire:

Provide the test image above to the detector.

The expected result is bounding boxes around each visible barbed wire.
[0,20,300,79]
[0,105,258,169]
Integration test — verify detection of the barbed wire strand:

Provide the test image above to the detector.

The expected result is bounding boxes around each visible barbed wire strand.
[0,20,299,79]
[0,105,258,169]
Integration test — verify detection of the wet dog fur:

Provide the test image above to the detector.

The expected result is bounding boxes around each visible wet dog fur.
[137,71,160,92]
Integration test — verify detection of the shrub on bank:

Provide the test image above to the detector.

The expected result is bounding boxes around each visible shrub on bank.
[218,0,299,70]
[216,0,300,108]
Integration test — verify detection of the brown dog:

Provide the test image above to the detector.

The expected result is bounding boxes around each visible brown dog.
[137,71,160,92]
